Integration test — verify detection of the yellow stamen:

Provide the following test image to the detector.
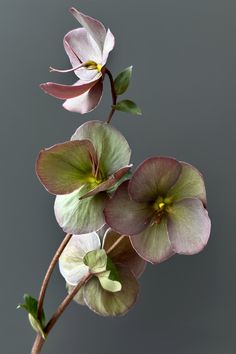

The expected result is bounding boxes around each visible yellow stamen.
[97,64,102,72]
[158,202,165,210]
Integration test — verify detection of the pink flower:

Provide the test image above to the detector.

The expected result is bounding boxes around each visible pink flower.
[40,8,115,114]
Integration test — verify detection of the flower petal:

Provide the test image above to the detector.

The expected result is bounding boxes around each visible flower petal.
[54,186,108,234]
[103,229,146,278]
[167,162,207,206]
[36,140,97,195]
[129,157,182,202]
[102,29,115,65]
[84,266,139,316]
[104,181,154,235]
[167,198,211,255]
[63,80,103,114]
[59,233,101,285]
[130,218,175,264]
[79,165,132,199]
[71,121,131,177]
[70,7,106,51]
[64,28,102,69]
[40,79,99,100]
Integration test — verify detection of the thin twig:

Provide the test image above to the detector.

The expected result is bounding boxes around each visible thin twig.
[105,68,117,124]
[37,233,72,320]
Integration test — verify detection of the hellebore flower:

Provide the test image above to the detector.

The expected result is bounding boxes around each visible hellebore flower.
[104,157,211,263]
[40,7,115,113]
[59,229,146,316]
[36,121,131,234]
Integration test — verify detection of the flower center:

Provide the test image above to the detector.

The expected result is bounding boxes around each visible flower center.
[152,197,172,223]
[84,60,102,72]
[86,176,103,189]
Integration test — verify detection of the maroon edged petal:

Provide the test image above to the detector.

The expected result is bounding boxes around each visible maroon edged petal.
[104,181,154,235]
[129,157,182,203]
[130,217,175,264]
[103,229,146,278]
[167,198,211,255]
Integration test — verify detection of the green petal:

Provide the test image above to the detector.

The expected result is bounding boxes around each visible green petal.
[66,283,85,306]
[84,267,139,316]
[103,229,146,278]
[71,121,131,177]
[129,157,182,202]
[130,218,175,264]
[84,249,107,274]
[167,198,211,255]
[98,271,122,292]
[54,186,108,234]
[36,140,97,195]
[167,162,207,205]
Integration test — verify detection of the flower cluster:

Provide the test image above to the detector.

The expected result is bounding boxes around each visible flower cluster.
[21,7,211,347]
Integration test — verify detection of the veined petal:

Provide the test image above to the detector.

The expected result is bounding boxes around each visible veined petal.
[167,162,207,206]
[64,28,102,66]
[103,229,146,278]
[63,80,103,114]
[67,283,85,306]
[59,233,101,285]
[129,157,182,203]
[104,181,154,235]
[70,8,106,51]
[54,186,108,234]
[79,165,132,199]
[102,29,115,65]
[130,218,175,264]
[36,140,97,195]
[40,78,99,100]
[167,198,211,255]
[84,267,139,316]
[71,121,131,177]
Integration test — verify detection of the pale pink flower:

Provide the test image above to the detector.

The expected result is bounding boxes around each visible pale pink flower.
[40,8,115,113]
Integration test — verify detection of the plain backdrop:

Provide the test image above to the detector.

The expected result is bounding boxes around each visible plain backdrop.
[1,0,235,353]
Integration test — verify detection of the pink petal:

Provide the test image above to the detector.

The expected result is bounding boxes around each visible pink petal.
[104,181,154,236]
[63,80,103,114]
[129,157,182,203]
[40,79,99,100]
[102,29,115,65]
[167,198,211,255]
[64,28,102,68]
[70,7,106,51]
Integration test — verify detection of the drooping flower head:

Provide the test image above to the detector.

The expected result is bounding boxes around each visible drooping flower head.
[59,229,146,316]
[40,8,115,113]
[36,121,131,234]
[104,157,211,263]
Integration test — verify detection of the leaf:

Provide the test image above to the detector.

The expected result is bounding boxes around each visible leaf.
[114,66,133,96]
[113,100,142,115]
[17,294,46,339]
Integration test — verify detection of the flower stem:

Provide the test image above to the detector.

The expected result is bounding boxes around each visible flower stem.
[37,233,72,320]
[30,235,125,354]
[105,68,117,124]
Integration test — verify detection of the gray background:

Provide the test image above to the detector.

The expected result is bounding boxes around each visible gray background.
[1,0,235,353]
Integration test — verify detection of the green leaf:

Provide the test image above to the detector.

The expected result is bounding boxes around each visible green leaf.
[83,249,107,274]
[113,100,142,115]
[114,66,133,96]
[17,294,46,339]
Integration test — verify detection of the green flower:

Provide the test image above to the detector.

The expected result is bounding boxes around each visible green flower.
[36,121,131,234]
[104,157,211,263]
[59,229,146,316]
